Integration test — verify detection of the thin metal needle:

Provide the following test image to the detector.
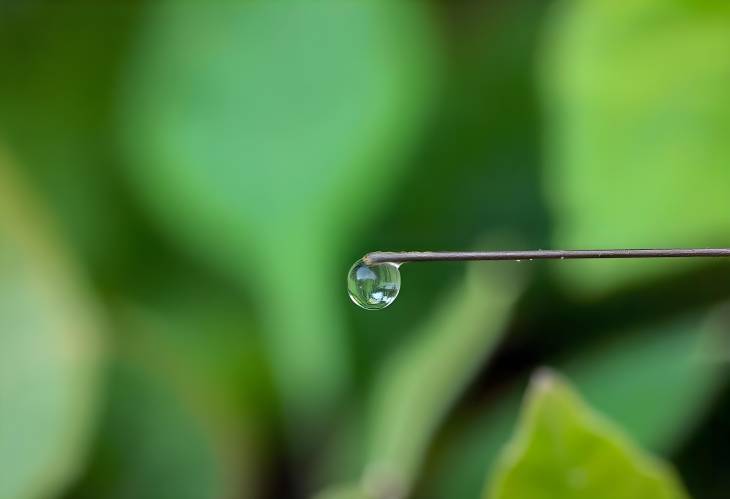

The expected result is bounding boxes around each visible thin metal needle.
[363,248,730,265]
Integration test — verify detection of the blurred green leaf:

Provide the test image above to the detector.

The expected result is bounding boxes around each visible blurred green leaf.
[421,392,520,499]
[542,0,730,293]
[71,360,234,499]
[116,285,276,428]
[562,315,728,453]
[315,485,371,499]
[120,2,439,428]
[360,263,524,498]
[424,313,726,498]
[70,297,264,499]
[486,370,689,499]
[0,152,103,499]
[0,4,142,280]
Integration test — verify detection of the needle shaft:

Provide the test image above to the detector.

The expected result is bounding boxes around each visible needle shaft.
[363,248,730,265]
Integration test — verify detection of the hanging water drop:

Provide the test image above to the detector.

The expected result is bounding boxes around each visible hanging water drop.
[347,259,401,310]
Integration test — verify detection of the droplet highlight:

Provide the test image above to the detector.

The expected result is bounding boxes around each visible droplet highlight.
[347,259,401,310]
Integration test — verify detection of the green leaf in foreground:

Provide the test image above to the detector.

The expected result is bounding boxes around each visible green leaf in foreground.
[0,151,103,499]
[542,0,730,293]
[486,370,689,499]
[424,312,726,499]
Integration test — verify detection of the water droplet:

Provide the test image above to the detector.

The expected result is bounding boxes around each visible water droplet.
[347,259,401,310]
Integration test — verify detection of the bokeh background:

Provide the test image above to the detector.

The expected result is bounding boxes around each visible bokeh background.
[1,1,729,498]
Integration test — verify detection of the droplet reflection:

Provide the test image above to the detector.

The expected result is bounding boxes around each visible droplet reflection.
[347,259,401,310]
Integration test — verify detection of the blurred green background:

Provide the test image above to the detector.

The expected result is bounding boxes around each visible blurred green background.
[1,1,729,498]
